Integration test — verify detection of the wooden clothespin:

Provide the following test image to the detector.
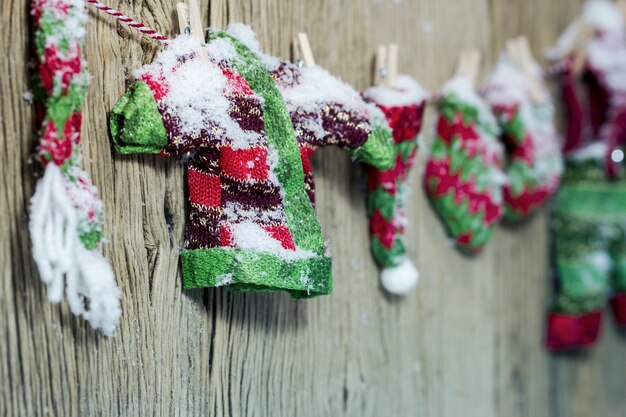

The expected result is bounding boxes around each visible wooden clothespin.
[553,17,592,77]
[506,38,520,68]
[176,0,208,60]
[292,32,315,68]
[372,43,398,87]
[455,49,481,87]
[373,45,388,86]
[571,19,593,77]
[386,43,398,88]
[508,36,543,102]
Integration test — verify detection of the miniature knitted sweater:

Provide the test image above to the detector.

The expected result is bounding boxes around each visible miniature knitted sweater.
[110,25,393,297]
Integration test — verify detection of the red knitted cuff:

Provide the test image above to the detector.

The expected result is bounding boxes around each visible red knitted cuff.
[546,310,602,351]
[610,293,626,325]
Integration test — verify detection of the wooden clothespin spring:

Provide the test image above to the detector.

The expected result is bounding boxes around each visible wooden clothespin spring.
[373,43,398,88]
[507,36,543,102]
[455,49,481,87]
[292,32,315,68]
[176,0,207,60]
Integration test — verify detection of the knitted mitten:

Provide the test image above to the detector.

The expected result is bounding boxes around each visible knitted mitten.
[29,0,120,336]
[486,59,563,221]
[110,26,394,297]
[424,76,505,252]
[361,76,428,294]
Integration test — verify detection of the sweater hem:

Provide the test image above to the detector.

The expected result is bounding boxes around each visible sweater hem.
[181,247,332,298]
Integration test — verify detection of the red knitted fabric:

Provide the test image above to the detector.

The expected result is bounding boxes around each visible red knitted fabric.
[611,294,626,325]
[546,311,602,350]
[149,66,298,251]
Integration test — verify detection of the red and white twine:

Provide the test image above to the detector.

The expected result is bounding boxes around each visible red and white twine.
[86,0,170,44]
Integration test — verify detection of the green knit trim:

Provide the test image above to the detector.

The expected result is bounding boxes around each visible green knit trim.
[453,142,484,184]
[552,211,623,313]
[439,92,497,137]
[440,94,478,124]
[78,220,102,250]
[367,187,395,219]
[562,158,611,183]
[552,213,604,260]
[181,248,332,298]
[554,184,626,216]
[210,32,325,256]
[395,139,417,162]
[503,206,525,222]
[554,294,606,315]
[429,136,447,160]
[501,112,525,144]
[555,257,607,314]
[428,191,492,251]
[48,80,89,136]
[430,135,494,191]
[352,123,395,170]
[370,238,405,268]
[110,81,168,155]
[613,258,626,292]
[507,160,537,196]
[35,6,82,57]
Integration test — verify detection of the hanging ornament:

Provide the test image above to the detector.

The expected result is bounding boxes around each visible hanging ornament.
[546,0,626,350]
[29,0,120,336]
[110,24,394,297]
[361,76,428,294]
[486,56,563,221]
[424,76,506,253]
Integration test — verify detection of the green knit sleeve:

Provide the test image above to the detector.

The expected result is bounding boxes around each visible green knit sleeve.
[110,81,167,155]
[352,118,395,171]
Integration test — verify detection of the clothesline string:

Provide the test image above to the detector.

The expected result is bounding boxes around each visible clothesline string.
[86,0,169,44]
[86,0,572,94]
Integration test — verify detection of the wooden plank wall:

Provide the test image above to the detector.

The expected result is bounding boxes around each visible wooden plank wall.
[2,0,626,416]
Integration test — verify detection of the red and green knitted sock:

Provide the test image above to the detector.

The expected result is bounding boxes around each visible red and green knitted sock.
[424,76,505,253]
[486,58,562,221]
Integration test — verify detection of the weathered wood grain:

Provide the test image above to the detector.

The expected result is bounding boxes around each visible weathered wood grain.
[2,0,626,416]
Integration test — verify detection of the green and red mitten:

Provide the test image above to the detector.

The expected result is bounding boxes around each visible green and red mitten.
[110,25,394,298]
[361,76,428,294]
[486,58,563,221]
[424,76,505,252]
[29,0,120,336]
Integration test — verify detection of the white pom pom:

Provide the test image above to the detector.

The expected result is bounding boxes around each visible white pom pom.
[381,258,419,295]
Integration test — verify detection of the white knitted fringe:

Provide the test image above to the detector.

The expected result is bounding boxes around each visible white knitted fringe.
[30,164,121,336]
